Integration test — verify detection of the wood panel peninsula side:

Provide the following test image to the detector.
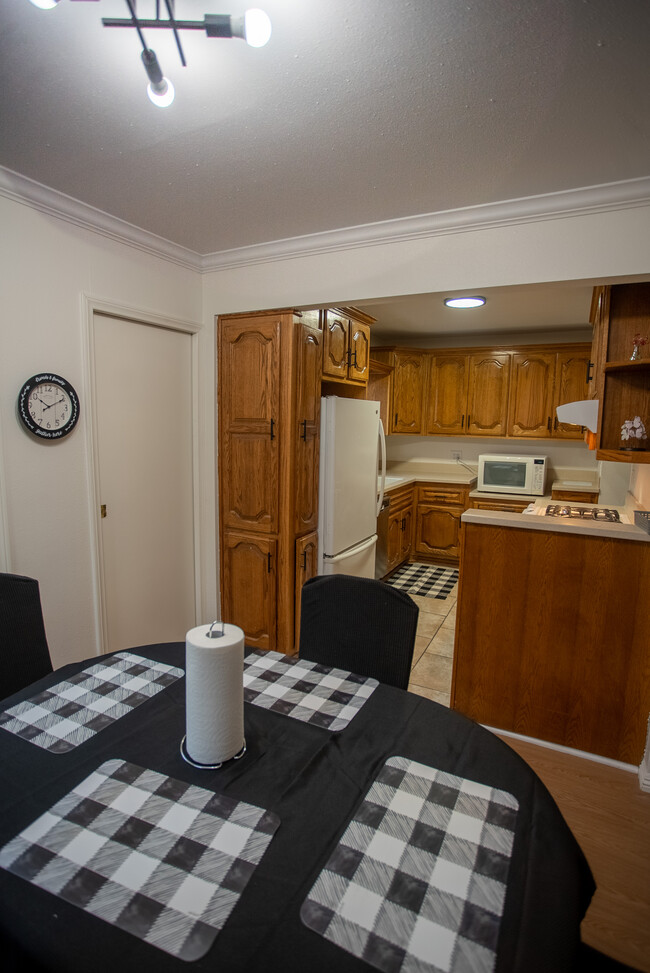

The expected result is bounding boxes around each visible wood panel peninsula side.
[451,509,650,765]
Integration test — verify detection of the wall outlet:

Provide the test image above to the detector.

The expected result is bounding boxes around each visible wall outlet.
[451,450,462,462]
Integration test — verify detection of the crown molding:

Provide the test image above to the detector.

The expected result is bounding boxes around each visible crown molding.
[2,164,649,276]
[0,166,202,273]
[201,176,650,272]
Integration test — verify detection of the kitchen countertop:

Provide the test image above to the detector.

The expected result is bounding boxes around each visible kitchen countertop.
[461,505,650,542]
[382,462,477,488]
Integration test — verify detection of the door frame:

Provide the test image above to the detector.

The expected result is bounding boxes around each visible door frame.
[82,295,202,656]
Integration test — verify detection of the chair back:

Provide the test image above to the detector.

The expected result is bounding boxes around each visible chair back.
[299,574,419,689]
[0,573,53,701]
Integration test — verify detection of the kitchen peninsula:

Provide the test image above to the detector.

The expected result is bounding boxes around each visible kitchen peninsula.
[451,506,650,765]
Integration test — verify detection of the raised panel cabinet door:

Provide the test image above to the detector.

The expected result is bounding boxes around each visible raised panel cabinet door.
[295,324,322,533]
[400,506,413,562]
[414,505,461,559]
[391,352,425,434]
[348,321,371,384]
[426,355,469,435]
[221,532,277,650]
[553,350,591,439]
[387,508,404,572]
[294,530,318,650]
[219,319,280,533]
[508,353,555,438]
[466,353,511,437]
[322,312,350,380]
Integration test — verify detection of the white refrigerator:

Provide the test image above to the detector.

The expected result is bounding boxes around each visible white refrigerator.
[318,396,386,577]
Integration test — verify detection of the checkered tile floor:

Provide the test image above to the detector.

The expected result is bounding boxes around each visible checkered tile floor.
[301,756,518,973]
[243,650,377,731]
[0,652,184,753]
[0,759,279,961]
[384,563,458,600]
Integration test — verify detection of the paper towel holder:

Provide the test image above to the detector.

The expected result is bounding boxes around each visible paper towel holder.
[180,735,247,771]
[206,620,225,638]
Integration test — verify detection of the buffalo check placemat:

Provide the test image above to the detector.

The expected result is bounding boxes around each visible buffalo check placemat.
[384,563,458,600]
[243,650,378,731]
[0,652,184,753]
[0,759,279,962]
[301,756,519,973]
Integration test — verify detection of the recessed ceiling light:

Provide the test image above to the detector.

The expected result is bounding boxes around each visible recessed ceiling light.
[444,296,486,309]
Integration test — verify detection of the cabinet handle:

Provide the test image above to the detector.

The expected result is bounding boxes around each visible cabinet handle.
[267,552,272,573]
[394,412,398,426]
[547,416,551,430]
[466,414,470,426]
[270,418,275,440]
[401,518,406,531]
[554,416,558,430]
[461,414,464,428]
[300,551,307,570]
[586,361,594,383]
[300,419,307,441]
[347,348,357,368]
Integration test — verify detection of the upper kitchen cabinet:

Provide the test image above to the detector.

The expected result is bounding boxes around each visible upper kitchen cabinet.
[426,354,469,435]
[218,309,322,654]
[507,345,590,439]
[466,352,511,436]
[321,308,374,387]
[593,282,650,463]
[371,349,427,434]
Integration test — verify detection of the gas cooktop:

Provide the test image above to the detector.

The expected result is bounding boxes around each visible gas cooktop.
[544,504,621,522]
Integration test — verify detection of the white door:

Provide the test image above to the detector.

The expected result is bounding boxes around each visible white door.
[93,313,196,653]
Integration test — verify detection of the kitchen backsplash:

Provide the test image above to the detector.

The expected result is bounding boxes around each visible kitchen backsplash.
[384,435,597,470]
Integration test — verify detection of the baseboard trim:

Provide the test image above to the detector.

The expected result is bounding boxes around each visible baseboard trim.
[483,724,639,774]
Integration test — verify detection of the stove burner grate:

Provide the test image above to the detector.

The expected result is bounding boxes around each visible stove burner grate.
[544,504,621,522]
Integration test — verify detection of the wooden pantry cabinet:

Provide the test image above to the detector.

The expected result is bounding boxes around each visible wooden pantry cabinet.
[218,309,321,653]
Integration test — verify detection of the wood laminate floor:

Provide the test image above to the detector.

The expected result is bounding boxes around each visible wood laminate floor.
[406,579,650,971]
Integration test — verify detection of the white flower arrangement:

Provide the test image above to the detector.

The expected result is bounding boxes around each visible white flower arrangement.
[620,416,648,442]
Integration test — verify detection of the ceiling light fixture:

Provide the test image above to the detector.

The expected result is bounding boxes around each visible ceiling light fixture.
[27,1,272,108]
[444,296,486,309]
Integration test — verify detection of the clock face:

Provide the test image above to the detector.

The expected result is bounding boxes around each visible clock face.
[18,374,80,440]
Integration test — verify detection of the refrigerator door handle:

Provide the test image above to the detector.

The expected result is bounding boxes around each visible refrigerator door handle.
[325,534,378,563]
[376,417,386,517]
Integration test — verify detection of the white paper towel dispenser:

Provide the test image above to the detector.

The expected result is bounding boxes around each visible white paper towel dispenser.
[555,399,599,433]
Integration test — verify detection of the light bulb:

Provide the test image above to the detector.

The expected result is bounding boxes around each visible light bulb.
[147,78,175,108]
[444,296,486,309]
[28,0,60,8]
[243,8,272,47]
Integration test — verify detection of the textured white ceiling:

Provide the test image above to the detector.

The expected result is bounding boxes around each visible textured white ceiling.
[2,1,649,338]
[2,0,649,257]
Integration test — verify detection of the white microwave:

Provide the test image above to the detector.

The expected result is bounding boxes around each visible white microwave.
[477,454,547,496]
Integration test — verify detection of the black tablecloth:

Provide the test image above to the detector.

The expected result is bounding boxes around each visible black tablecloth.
[0,642,594,973]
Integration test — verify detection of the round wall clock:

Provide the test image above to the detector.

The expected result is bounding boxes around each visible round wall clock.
[17,373,80,440]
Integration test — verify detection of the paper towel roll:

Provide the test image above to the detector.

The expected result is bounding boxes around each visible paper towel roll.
[185,622,245,766]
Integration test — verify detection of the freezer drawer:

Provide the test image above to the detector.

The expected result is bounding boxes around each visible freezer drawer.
[322,534,377,578]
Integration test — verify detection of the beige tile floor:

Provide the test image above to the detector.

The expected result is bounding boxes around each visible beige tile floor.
[407,576,458,706]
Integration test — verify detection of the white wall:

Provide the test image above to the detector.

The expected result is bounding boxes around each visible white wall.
[0,196,207,668]
[2,189,649,670]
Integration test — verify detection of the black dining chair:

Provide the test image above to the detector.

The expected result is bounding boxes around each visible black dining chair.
[0,573,54,702]
[298,574,419,690]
